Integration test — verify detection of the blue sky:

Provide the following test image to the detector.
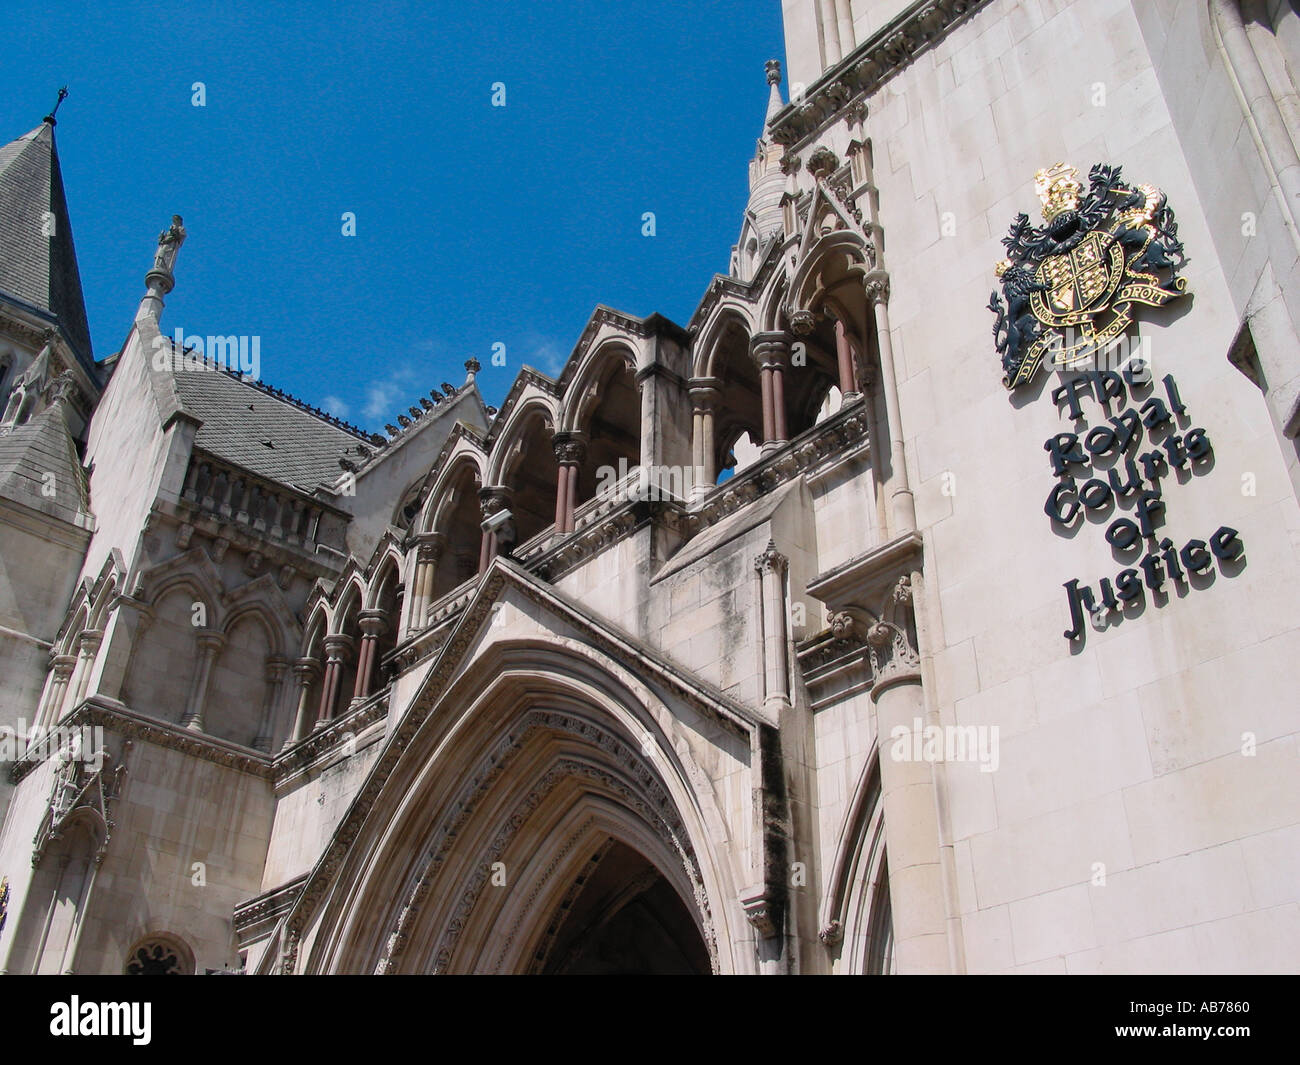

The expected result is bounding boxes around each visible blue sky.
[3,1,787,429]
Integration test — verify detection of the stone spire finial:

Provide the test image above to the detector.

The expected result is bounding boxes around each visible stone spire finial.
[151,215,186,277]
[465,358,481,383]
[44,87,68,126]
[765,61,785,125]
[138,215,186,320]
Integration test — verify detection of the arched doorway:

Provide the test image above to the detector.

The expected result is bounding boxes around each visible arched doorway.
[536,839,711,975]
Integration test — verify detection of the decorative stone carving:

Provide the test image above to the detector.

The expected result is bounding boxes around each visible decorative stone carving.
[151,215,186,275]
[740,885,782,939]
[125,939,184,975]
[808,146,840,180]
[32,737,129,867]
[755,539,788,576]
[789,309,816,335]
[864,272,891,306]
[819,918,844,945]
[551,434,587,466]
[768,0,986,147]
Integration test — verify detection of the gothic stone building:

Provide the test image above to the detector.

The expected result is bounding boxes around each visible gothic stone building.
[1,0,1298,975]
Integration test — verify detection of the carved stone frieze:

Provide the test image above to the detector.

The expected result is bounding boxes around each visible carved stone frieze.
[768,0,987,148]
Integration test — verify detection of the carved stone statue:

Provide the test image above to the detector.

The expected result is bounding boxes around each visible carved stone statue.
[152,215,186,273]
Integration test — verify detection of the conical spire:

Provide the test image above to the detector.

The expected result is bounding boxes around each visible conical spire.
[764,60,785,127]
[0,95,92,365]
[732,62,787,280]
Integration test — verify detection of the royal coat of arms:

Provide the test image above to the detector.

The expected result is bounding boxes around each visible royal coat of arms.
[989,162,1188,388]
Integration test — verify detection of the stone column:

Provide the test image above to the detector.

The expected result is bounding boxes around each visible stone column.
[252,656,288,753]
[409,533,445,631]
[834,0,855,54]
[863,579,948,973]
[818,0,843,65]
[551,434,587,534]
[751,333,790,455]
[864,273,916,534]
[479,487,513,570]
[688,378,722,502]
[39,654,78,729]
[285,658,321,749]
[180,630,225,731]
[834,317,859,400]
[755,541,791,716]
[352,609,389,702]
[315,633,355,728]
[66,630,104,711]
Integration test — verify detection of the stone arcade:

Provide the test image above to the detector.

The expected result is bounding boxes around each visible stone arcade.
[1,0,1299,974]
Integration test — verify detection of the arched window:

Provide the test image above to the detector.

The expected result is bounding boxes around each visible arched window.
[124,934,194,975]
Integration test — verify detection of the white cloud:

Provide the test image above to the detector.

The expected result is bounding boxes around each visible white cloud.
[361,364,423,422]
[321,395,350,418]
[363,381,402,422]
[522,333,567,377]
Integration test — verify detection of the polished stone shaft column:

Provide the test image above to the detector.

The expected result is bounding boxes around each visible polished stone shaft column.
[751,333,790,453]
[688,378,721,502]
[551,434,586,534]
[66,629,104,711]
[755,541,791,715]
[863,580,947,973]
[40,653,78,729]
[479,487,512,570]
[181,630,225,731]
[315,633,355,728]
[252,657,288,752]
[410,534,445,631]
[834,317,859,399]
[352,609,389,701]
[285,658,321,748]
[864,273,916,534]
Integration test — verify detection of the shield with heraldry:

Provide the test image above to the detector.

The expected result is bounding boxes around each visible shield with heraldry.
[1029,229,1129,363]
[989,162,1189,388]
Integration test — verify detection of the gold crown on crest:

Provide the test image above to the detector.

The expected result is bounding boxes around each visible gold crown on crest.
[1034,162,1082,222]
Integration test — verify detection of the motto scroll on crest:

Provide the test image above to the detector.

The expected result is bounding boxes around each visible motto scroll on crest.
[989,162,1188,389]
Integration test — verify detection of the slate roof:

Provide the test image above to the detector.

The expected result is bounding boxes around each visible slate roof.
[0,400,90,525]
[167,358,373,491]
[0,120,92,364]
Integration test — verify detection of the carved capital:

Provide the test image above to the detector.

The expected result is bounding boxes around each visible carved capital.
[551,432,588,467]
[687,377,723,414]
[50,653,78,680]
[194,630,225,656]
[808,145,840,180]
[789,309,816,336]
[479,486,512,517]
[750,331,791,372]
[358,609,388,639]
[755,539,788,576]
[322,633,355,664]
[863,270,891,306]
[415,531,447,564]
[739,885,783,940]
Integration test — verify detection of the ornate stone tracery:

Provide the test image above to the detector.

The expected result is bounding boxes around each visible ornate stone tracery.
[369,708,718,976]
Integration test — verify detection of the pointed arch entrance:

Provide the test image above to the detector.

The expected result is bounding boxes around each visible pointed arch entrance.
[535,839,710,975]
[295,634,748,975]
